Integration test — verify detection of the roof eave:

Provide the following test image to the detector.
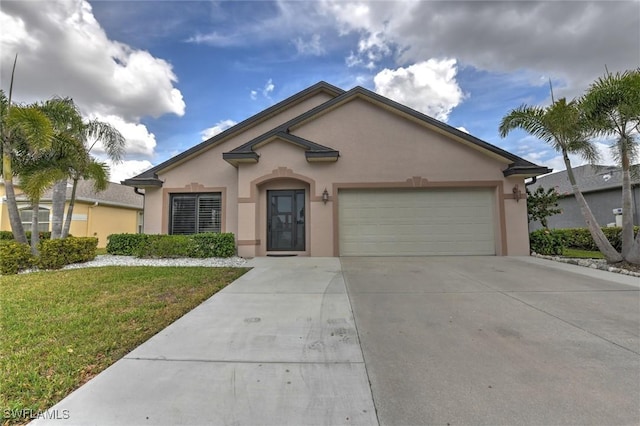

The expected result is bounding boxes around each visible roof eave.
[222,152,260,166]
[121,177,163,188]
[305,151,340,162]
[503,165,552,178]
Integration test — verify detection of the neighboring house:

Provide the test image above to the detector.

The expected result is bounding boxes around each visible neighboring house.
[124,82,550,257]
[528,164,640,231]
[0,179,143,247]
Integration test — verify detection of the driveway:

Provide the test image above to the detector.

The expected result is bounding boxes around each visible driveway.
[341,256,640,426]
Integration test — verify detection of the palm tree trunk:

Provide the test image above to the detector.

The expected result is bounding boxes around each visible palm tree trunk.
[50,178,67,239]
[2,152,27,244]
[30,200,40,255]
[619,149,634,258]
[61,177,79,238]
[564,154,623,263]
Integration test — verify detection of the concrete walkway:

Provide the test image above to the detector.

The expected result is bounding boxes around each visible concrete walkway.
[35,257,377,425]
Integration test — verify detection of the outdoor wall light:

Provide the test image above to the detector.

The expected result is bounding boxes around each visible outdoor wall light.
[512,184,522,202]
[322,188,330,204]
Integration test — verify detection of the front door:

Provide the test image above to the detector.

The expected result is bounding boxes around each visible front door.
[267,190,305,251]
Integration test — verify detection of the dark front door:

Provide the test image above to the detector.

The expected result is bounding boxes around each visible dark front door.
[267,190,305,251]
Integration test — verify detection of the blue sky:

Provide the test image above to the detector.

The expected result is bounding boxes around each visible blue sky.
[1,0,639,182]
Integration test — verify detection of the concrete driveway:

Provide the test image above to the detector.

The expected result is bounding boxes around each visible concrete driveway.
[341,256,640,426]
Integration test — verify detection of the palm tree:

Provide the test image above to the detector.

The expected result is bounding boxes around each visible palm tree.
[581,69,640,264]
[499,96,623,263]
[46,103,125,239]
[59,119,123,238]
[0,59,55,244]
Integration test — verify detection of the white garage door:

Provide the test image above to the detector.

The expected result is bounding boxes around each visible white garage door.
[338,188,495,256]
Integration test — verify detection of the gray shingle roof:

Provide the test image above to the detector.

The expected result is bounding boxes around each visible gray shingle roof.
[530,164,640,196]
[18,180,143,209]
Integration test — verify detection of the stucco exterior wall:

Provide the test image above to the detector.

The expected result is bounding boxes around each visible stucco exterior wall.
[140,92,533,257]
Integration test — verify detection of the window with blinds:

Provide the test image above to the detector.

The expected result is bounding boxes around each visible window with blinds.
[169,193,221,235]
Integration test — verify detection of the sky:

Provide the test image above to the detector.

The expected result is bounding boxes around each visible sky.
[1,0,639,183]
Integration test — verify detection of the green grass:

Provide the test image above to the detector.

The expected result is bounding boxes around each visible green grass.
[562,248,605,259]
[0,266,249,424]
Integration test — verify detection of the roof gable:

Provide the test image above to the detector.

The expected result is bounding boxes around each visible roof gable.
[123,81,344,186]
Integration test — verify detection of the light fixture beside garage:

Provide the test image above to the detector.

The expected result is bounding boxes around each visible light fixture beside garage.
[512,184,522,202]
[322,188,329,204]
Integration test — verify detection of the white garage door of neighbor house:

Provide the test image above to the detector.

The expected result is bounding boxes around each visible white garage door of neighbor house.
[338,188,496,256]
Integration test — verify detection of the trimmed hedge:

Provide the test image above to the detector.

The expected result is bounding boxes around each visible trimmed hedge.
[37,237,98,270]
[553,227,639,252]
[530,226,640,254]
[0,241,35,275]
[106,233,148,256]
[0,231,52,241]
[529,229,565,255]
[107,232,237,258]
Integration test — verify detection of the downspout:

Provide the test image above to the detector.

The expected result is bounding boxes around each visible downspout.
[134,187,145,234]
[87,202,99,241]
[525,177,537,187]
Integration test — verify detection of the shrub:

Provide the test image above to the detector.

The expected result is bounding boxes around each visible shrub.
[0,231,52,241]
[0,241,35,275]
[529,229,565,255]
[553,227,639,252]
[116,233,237,258]
[136,234,191,258]
[189,233,236,258]
[38,237,98,270]
[106,233,148,255]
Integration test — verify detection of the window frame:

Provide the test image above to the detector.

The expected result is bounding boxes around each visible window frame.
[169,192,222,235]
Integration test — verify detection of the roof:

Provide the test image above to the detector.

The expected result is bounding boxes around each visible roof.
[123,81,344,187]
[16,180,143,209]
[123,82,550,186]
[529,164,640,196]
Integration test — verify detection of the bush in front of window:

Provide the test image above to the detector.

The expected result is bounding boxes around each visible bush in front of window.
[106,233,149,255]
[0,241,35,275]
[106,232,237,258]
[37,237,98,270]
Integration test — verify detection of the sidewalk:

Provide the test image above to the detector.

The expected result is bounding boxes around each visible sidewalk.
[34,257,377,425]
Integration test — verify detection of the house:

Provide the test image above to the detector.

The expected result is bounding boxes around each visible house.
[0,179,143,247]
[528,164,640,231]
[123,82,550,257]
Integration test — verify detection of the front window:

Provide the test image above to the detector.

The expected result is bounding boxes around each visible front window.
[20,207,50,232]
[169,193,221,235]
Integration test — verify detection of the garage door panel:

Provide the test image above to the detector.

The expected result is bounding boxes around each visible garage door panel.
[338,188,495,256]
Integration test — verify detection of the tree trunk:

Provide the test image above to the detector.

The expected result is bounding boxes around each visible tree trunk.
[626,229,640,264]
[564,154,623,263]
[30,200,40,256]
[619,149,634,259]
[61,177,79,238]
[2,152,27,244]
[50,178,67,239]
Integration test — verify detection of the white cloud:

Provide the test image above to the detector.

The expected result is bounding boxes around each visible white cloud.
[456,126,469,134]
[200,119,237,141]
[263,79,275,98]
[88,113,157,157]
[250,90,258,100]
[294,34,326,56]
[373,59,464,121]
[104,159,154,184]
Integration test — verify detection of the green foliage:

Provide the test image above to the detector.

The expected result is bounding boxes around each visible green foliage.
[108,233,237,258]
[0,230,51,241]
[529,229,566,255]
[189,233,236,258]
[106,233,148,255]
[137,234,192,258]
[37,237,98,270]
[0,241,35,275]
[553,227,639,252]
[527,186,561,229]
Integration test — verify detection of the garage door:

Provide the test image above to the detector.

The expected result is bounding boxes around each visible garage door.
[338,188,495,256]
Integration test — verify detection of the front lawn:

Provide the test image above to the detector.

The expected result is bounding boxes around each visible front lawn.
[562,248,605,259]
[1,266,249,424]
